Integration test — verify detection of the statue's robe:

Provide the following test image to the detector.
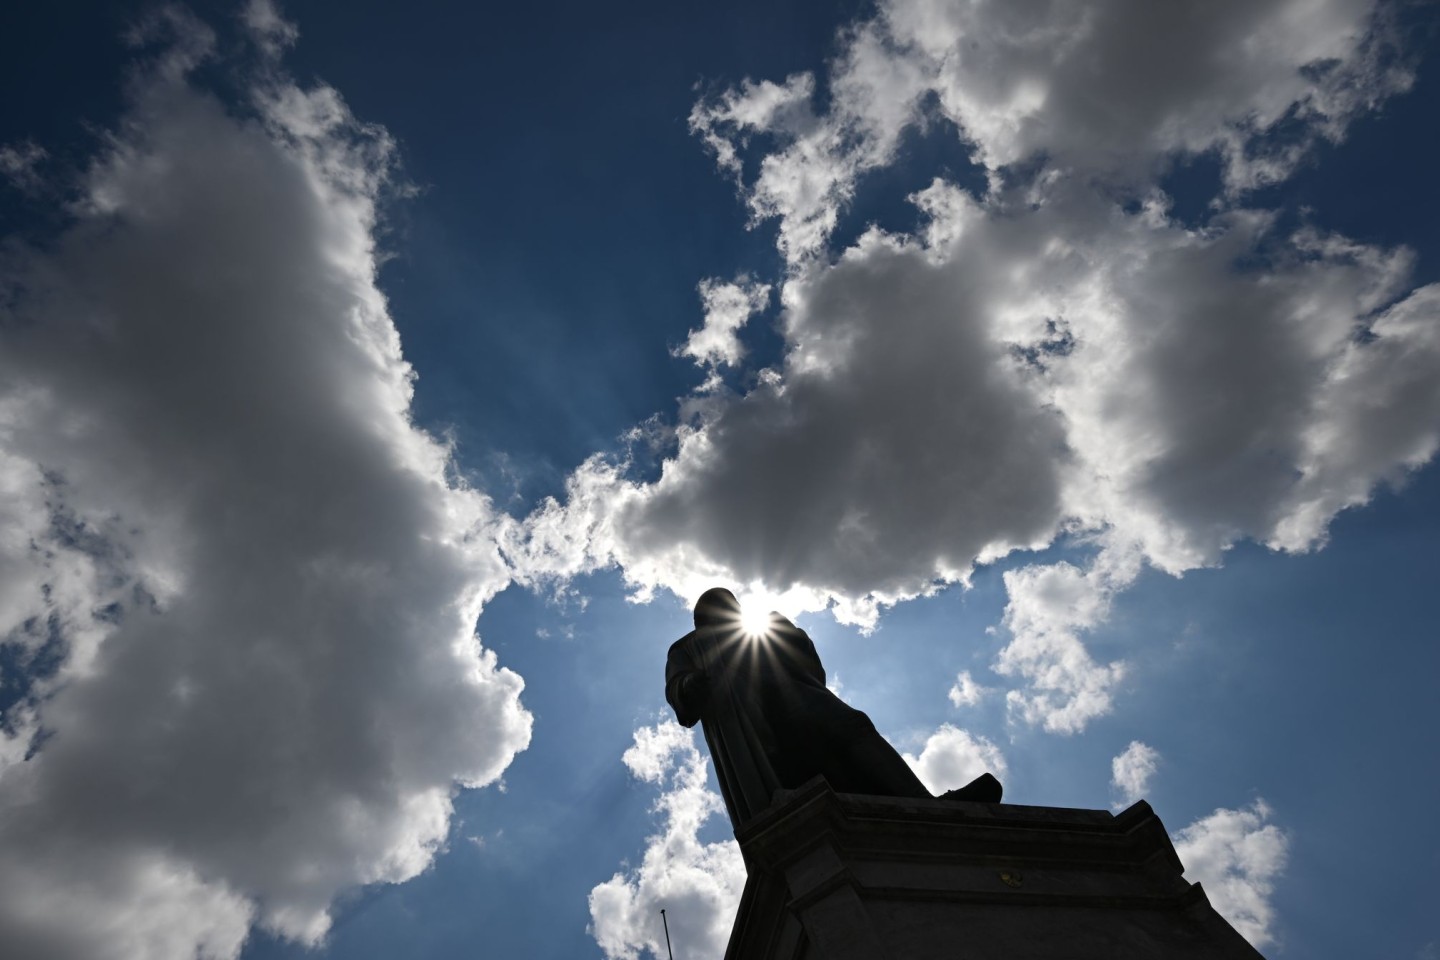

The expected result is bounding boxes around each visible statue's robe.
[665,614,903,829]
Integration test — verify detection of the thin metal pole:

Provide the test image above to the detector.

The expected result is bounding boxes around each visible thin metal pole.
[660,908,675,960]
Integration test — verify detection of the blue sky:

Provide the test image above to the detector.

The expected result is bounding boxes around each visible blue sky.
[0,2,1437,959]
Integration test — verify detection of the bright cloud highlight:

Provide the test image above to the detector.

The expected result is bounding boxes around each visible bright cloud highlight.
[1173,801,1290,949]
[677,278,772,370]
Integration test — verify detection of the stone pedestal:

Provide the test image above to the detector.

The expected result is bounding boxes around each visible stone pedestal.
[724,778,1264,960]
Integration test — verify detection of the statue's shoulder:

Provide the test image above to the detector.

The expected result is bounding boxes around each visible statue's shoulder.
[768,613,807,639]
[668,629,701,657]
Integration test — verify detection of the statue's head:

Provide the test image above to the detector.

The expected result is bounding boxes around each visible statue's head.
[693,587,741,629]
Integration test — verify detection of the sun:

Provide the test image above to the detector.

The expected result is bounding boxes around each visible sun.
[738,597,773,636]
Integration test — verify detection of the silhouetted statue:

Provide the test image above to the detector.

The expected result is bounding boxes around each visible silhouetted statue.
[666,587,1002,830]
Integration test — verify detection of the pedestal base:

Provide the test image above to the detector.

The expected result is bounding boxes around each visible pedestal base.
[725,778,1264,960]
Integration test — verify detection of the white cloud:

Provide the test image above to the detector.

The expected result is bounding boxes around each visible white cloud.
[687,5,953,265]
[902,723,1007,794]
[589,722,745,960]
[1110,740,1161,809]
[1173,800,1289,950]
[997,546,1135,733]
[888,0,1411,192]
[0,17,530,960]
[511,0,1440,733]
[676,278,771,369]
[691,0,1412,264]
[947,669,991,708]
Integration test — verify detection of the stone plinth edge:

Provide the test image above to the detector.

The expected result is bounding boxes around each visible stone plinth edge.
[723,777,1265,960]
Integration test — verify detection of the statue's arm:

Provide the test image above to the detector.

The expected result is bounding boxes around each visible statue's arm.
[665,633,709,728]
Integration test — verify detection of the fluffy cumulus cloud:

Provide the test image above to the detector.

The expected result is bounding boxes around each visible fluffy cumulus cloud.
[902,723,1007,794]
[0,11,530,959]
[1172,801,1289,949]
[589,722,745,960]
[886,0,1412,191]
[509,0,1440,731]
[996,549,1135,733]
[1110,740,1161,809]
